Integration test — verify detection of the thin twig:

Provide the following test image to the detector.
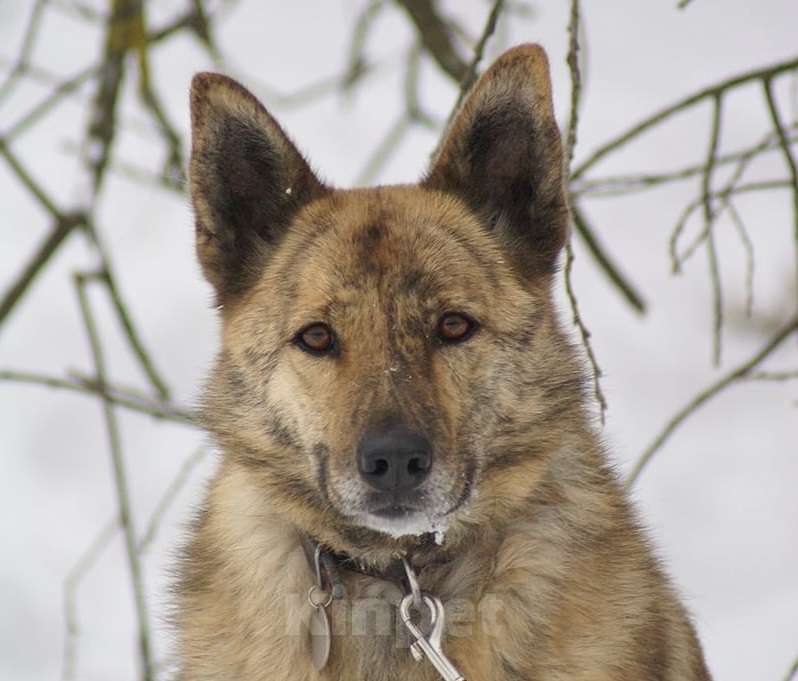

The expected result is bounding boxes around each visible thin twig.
[0,0,48,104]
[746,369,798,382]
[572,54,798,181]
[726,202,755,318]
[626,314,798,486]
[0,138,63,219]
[782,653,798,681]
[97,257,172,400]
[405,43,437,128]
[354,114,410,185]
[763,77,798,311]
[394,0,468,83]
[571,125,798,199]
[570,203,646,313]
[0,368,195,424]
[702,95,724,366]
[0,212,86,328]
[343,0,386,93]
[671,179,794,271]
[563,0,582,168]
[74,272,154,681]
[62,517,120,681]
[562,0,606,422]
[449,0,505,119]
[138,448,208,554]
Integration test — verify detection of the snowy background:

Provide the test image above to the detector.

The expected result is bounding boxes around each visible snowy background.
[1,1,796,680]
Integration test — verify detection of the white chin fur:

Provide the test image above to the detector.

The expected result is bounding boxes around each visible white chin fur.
[355,511,448,544]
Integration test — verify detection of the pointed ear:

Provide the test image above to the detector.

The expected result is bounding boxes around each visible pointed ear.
[423,44,568,276]
[189,73,328,301]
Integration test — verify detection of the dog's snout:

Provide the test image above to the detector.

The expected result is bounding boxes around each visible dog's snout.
[357,425,432,492]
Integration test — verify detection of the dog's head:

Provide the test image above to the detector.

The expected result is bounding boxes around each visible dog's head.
[190,45,584,563]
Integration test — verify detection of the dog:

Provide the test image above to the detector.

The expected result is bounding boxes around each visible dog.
[175,44,712,680]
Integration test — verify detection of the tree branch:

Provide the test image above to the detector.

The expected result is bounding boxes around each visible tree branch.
[572,54,798,181]
[74,272,153,681]
[0,368,195,424]
[626,313,798,486]
[394,0,468,83]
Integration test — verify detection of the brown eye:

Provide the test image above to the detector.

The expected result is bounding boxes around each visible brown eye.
[296,323,336,355]
[437,312,477,344]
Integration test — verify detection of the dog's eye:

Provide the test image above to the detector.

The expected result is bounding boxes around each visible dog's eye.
[295,323,336,355]
[436,312,477,344]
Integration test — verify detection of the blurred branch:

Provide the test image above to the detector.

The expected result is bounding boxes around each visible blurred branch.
[727,202,755,318]
[746,369,798,382]
[449,0,504,119]
[782,654,798,681]
[571,54,798,181]
[670,179,794,272]
[562,0,607,423]
[86,237,172,400]
[74,272,153,681]
[702,95,724,366]
[343,0,386,94]
[138,447,208,554]
[626,313,798,486]
[763,77,798,308]
[0,0,48,104]
[0,368,195,424]
[0,212,87,327]
[395,0,468,82]
[62,517,120,681]
[571,125,798,199]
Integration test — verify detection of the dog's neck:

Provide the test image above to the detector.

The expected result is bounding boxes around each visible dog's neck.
[300,533,455,602]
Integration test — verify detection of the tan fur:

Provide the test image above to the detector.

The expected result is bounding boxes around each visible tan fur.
[176,44,712,680]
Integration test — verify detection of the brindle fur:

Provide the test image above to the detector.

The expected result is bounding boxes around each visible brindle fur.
[176,45,712,680]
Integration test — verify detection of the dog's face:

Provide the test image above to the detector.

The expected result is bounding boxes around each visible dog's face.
[190,46,580,561]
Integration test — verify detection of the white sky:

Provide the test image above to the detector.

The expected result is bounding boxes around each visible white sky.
[1,1,796,680]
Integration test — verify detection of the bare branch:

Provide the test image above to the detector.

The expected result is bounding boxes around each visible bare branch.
[571,125,798,199]
[0,368,195,424]
[93,251,172,400]
[702,95,724,366]
[62,517,120,681]
[626,314,798,486]
[727,202,755,318]
[0,0,48,104]
[763,77,798,308]
[561,0,607,423]
[394,0,468,83]
[572,54,798,181]
[74,272,154,681]
[138,448,209,554]
[782,653,798,681]
[0,212,86,328]
[746,369,798,382]
[355,114,410,185]
[671,180,794,272]
[571,204,646,314]
[0,138,64,219]
[449,0,505,119]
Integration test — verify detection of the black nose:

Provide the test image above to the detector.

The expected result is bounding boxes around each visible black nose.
[357,424,433,492]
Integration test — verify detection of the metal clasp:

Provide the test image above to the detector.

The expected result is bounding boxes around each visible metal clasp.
[399,557,466,681]
[399,594,466,681]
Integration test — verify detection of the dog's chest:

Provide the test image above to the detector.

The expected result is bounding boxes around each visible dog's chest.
[315,575,446,681]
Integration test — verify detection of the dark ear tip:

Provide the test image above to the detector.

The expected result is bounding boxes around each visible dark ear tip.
[190,72,252,106]
[487,43,552,86]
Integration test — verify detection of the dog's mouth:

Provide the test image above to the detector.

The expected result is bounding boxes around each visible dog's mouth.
[370,504,417,518]
[322,458,477,543]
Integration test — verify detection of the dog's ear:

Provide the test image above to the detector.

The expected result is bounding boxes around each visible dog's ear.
[189,73,327,301]
[423,44,568,276]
